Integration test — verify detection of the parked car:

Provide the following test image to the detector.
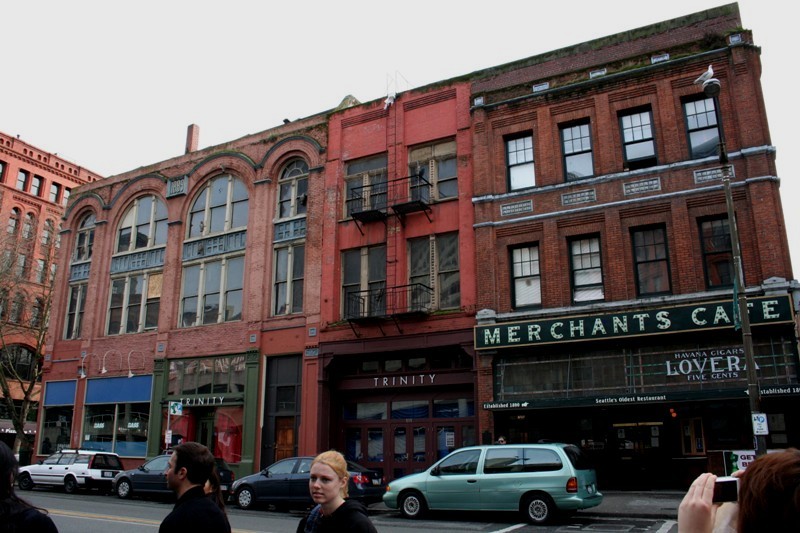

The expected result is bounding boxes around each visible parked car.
[383,443,602,524]
[17,449,123,494]
[112,454,234,499]
[232,456,385,510]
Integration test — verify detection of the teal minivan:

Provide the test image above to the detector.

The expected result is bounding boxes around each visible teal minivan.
[383,443,602,524]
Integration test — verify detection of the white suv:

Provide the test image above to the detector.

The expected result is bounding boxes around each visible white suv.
[18,449,124,493]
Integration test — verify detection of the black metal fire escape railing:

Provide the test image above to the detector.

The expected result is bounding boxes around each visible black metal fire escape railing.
[344,283,434,321]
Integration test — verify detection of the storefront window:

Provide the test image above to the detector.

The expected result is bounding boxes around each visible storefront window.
[345,428,362,462]
[367,428,383,461]
[343,402,386,420]
[214,407,243,464]
[83,403,148,456]
[391,400,429,419]
[433,398,474,418]
[41,406,73,453]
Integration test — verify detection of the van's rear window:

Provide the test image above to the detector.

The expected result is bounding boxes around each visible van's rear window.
[563,445,594,470]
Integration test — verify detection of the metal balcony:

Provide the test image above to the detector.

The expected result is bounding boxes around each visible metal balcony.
[344,283,434,322]
[390,170,432,218]
[346,181,388,224]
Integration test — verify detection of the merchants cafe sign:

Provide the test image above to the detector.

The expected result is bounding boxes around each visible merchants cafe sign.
[474,295,794,350]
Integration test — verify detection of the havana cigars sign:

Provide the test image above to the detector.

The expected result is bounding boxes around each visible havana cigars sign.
[474,295,793,350]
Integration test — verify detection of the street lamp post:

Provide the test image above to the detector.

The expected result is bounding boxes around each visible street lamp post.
[719,148,767,457]
[703,76,766,457]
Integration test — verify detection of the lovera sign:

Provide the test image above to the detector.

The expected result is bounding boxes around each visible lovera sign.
[475,295,793,350]
[666,347,746,381]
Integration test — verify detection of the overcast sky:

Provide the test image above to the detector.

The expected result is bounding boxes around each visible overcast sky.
[3,0,797,274]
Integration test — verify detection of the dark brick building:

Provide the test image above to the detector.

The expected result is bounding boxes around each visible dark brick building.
[470,3,798,488]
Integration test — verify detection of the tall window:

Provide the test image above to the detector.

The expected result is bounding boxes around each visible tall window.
[570,236,604,303]
[277,160,308,219]
[22,213,35,240]
[632,226,671,295]
[107,273,162,334]
[0,161,5,182]
[561,121,594,180]
[699,217,733,288]
[181,174,248,328]
[408,139,457,200]
[16,170,29,192]
[41,219,55,247]
[342,245,386,318]
[7,208,20,235]
[116,195,168,253]
[684,97,720,159]
[620,108,657,170]
[31,176,43,197]
[506,135,535,190]
[409,233,460,310]
[65,283,87,339]
[511,245,541,308]
[74,213,96,262]
[345,154,387,216]
[34,259,47,284]
[274,244,304,315]
[62,188,71,206]
[49,183,61,203]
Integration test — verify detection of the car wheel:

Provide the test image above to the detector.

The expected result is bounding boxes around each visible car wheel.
[116,478,132,499]
[18,473,34,491]
[236,487,254,510]
[64,476,79,494]
[522,492,555,524]
[399,490,428,519]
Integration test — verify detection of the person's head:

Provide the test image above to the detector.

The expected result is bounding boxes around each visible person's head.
[165,442,215,496]
[1,441,18,500]
[738,448,800,533]
[497,436,506,444]
[309,450,349,506]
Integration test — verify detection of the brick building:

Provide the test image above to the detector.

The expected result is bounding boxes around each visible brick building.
[0,130,99,452]
[470,4,798,488]
[38,2,797,490]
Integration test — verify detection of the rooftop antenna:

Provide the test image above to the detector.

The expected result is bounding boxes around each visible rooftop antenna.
[384,71,411,110]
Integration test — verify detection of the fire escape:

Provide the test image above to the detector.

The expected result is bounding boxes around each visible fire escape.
[345,168,434,335]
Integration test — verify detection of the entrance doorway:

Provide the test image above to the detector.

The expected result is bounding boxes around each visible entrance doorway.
[275,417,295,460]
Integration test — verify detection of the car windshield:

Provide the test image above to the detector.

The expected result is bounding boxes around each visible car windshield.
[563,445,594,470]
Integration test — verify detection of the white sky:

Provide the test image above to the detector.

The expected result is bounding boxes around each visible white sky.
[3,0,797,275]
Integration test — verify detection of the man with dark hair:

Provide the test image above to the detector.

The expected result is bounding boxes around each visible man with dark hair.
[160,442,231,533]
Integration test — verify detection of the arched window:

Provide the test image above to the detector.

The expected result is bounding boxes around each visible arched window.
[22,212,36,240]
[277,159,308,219]
[7,208,20,235]
[0,345,36,381]
[41,219,55,247]
[74,213,96,262]
[180,175,248,327]
[187,174,248,239]
[116,195,167,253]
[107,196,167,335]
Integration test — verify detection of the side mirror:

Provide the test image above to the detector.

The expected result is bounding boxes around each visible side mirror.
[37,460,44,465]
[138,465,147,471]
[430,466,440,476]
[261,469,270,477]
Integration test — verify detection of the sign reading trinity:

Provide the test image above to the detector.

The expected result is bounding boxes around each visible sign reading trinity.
[475,296,794,350]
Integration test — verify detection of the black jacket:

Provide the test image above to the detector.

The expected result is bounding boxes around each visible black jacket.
[159,486,230,533]
[296,500,378,533]
[1,504,58,533]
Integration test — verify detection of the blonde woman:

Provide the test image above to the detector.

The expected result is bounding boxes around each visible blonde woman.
[296,450,378,533]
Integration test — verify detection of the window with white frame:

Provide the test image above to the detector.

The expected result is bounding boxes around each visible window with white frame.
[180,175,248,328]
[407,140,457,201]
[506,134,535,190]
[273,244,304,315]
[180,256,244,327]
[345,154,387,216]
[22,212,35,240]
[684,97,720,159]
[342,245,386,319]
[62,188,71,206]
[116,195,167,253]
[560,121,594,180]
[49,183,60,203]
[34,259,46,284]
[107,272,162,334]
[511,245,541,308]
[278,160,309,219]
[570,235,604,303]
[620,108,657,170]
[42,219,55,247]
[409,233,460,310]
[64,283,87,339]
[187,175,248,239]
[7,208,20,235]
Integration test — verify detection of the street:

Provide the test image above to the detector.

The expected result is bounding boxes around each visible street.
[24,490,679,533]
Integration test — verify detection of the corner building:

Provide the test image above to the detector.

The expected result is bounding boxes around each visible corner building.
[43,117,327,477]
[470,4,798,488]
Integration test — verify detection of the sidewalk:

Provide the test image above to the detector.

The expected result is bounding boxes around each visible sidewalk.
[583,490,683,520]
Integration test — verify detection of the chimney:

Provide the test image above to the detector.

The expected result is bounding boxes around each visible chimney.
[185,124,199,154]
